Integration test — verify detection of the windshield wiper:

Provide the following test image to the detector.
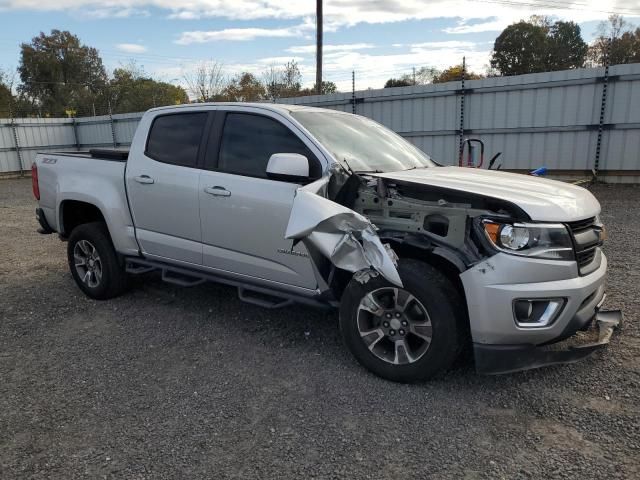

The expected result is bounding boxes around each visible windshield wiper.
[342,157,383,174]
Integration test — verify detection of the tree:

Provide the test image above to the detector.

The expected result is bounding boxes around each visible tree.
[384,78,413,88]
[414,66,440,85]
[588,15,640,66]
[384,67,440,88]
[491,21,549,75]
[432,65,483,83]
[222,72,266,101]
[0,68,14,116]
[299,80,338,95]
[547,22,588,71]
[491,18,587,75]
[262,60,303,99]
[106,63,188,114]
[18,30,107,116]
[183,61,226,102]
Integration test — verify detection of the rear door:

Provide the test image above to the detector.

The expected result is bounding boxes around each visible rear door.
[126,111,211,264]
[198,109,325,289]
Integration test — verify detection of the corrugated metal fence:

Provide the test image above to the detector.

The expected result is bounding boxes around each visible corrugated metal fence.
[281,63,640,175]
[0,112,141,174]
[2,63,640,176]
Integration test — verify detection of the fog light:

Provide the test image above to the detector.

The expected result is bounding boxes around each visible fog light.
[513,298,565,328]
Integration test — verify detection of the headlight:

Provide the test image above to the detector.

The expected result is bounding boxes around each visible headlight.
[483,220,574,260]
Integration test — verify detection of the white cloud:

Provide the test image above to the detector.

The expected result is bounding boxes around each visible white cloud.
[286,43,375,54]
[4,0,638,27]
[176,27,299,44]
[407,41,478,49]
[115,43,148,53]
[444,18,513,34]
[73,7,150,19]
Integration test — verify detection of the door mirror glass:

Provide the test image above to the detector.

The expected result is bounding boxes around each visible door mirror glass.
[266,153,310,182]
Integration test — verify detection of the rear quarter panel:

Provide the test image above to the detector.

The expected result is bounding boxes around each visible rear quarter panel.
[35,153,139,255]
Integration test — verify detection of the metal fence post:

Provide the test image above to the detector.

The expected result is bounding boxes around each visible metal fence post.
[71,117,80,150]
[457,56,466,166]
[8,104,24,176]
[108,100,117,148]
[351,70,356,114]
[594,38,611,179]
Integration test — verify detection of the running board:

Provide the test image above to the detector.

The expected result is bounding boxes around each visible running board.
[124,257,335,309]
[238,287,294,309]
[161,269,206,287]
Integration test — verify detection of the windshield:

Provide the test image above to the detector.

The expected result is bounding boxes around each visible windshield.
[291,110,435,173]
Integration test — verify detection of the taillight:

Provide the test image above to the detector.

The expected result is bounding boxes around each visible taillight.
[32,163,40,200]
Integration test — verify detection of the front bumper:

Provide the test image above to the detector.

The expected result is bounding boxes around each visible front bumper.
[460,250,622,373]
[474,309,622,374]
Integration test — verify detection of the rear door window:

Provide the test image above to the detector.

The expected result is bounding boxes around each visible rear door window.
[146,113,208,167]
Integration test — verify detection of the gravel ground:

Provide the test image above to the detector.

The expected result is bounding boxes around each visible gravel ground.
[1,178,639,479]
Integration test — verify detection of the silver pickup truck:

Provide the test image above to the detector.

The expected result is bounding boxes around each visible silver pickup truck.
[33,103,621,382]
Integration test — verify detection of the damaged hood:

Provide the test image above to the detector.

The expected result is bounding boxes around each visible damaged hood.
[374,166,600,222]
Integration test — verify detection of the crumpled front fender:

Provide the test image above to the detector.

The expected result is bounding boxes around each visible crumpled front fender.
[284,177,402,287]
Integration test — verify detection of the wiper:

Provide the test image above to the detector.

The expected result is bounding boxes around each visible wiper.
[342,157,382,174]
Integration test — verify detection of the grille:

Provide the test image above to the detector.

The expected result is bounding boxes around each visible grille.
[567,217,596,233]
[567,217,601,274]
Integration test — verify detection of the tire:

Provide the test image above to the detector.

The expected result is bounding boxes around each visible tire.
[339,259,466,382]
[67,221,128,300]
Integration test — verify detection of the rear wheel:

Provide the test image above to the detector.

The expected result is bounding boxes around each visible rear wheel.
[339,259,465,382]
[67,222,128,300]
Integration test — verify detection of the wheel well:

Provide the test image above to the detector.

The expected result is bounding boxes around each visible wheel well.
[60,201,106,237]
[387,241,467,304]
[329,241,468,307]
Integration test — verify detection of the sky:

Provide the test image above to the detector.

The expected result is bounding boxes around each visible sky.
[0,0,639,93]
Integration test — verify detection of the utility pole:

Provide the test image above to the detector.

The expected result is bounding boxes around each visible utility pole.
[316,0,323,94]
[413,66,416,85]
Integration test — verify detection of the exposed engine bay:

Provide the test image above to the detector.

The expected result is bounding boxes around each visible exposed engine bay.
[285,165,529,291]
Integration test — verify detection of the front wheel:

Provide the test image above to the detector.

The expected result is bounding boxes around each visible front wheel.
[67,222,128,300]
[339,259,466,382]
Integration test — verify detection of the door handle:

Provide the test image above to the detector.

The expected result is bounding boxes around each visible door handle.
[204,186,231,197]
[134,175,155,185]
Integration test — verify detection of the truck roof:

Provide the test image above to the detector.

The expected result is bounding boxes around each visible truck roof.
[147,102,342,116]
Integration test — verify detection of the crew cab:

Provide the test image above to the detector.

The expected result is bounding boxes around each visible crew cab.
[33,103,622,382]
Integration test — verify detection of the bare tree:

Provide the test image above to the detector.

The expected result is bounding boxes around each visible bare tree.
[183,61,226,102]
[261,60,302,100]
[262,63,283,100]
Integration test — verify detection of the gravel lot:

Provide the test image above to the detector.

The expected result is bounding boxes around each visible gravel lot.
[1,178,639,479]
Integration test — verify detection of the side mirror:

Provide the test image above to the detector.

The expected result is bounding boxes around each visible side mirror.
[266,153,309,182]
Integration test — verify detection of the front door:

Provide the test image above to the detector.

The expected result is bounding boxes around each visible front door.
[199,111,323,289]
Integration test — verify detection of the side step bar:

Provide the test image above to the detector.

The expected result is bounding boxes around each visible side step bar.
[125,257,334,310]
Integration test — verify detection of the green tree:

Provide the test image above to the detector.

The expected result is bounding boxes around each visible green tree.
[491,21,549,75]
[491,19,587,75]
[222,72,266,101]
[0,68,13,116]
[299,80,338,95]
[384,78,413,88]
[18,30,107,115]
[547,22,588,70]
[106,64,188,114]
[588,15,640,66]
[432,65,483,83]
